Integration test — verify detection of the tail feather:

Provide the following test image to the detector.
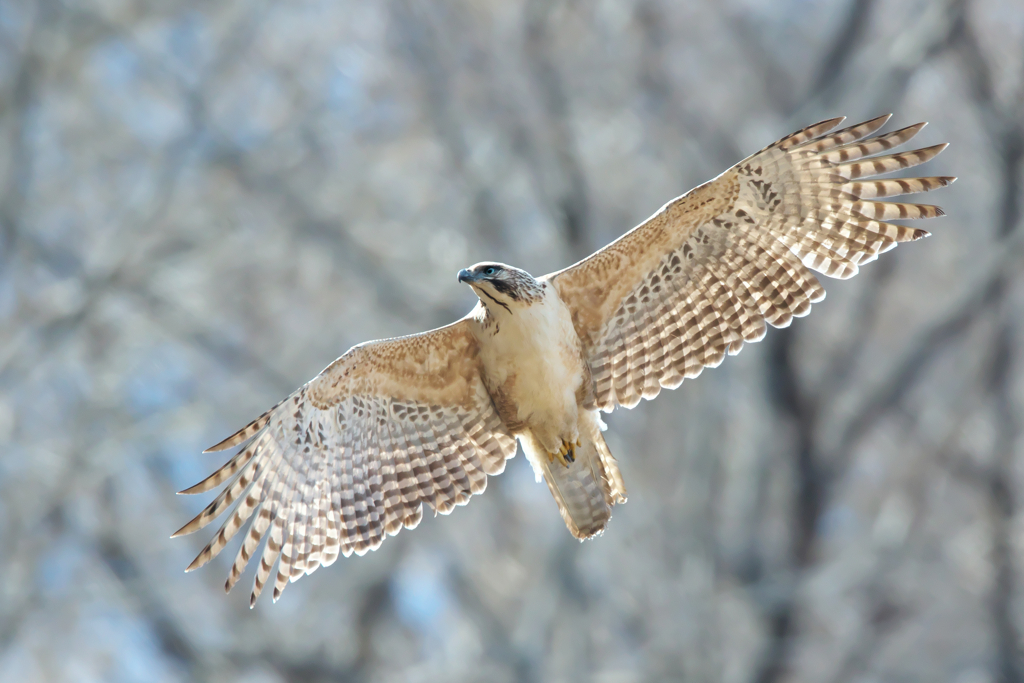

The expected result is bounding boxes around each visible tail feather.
[531,411,627,540]
[542,443,608,539]
[593,421,627,507]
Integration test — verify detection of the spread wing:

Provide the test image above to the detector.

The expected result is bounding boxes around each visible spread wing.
[173,319,516,606]
[548,115,953,411]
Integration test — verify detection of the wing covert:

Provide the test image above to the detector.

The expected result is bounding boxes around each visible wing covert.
[548,115,953,411]
[173,319,516,606]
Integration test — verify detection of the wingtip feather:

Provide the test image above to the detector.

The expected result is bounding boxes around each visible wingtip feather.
[177,481,210,495]
[813,116,847,134]
[203,412,272,453]
[184,548,212,572]
[170,523,192,539]
[204,436,240,454]
[864,112,893,128]
[904,121,927,137]
[171,510,206,538]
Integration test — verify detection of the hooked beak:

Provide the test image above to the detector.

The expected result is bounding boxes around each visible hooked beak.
[457,268,473,284]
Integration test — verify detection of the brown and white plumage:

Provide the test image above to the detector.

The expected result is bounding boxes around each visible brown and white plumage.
[176,115,951,605]
[551,114,952,410]
[174,323,516,605]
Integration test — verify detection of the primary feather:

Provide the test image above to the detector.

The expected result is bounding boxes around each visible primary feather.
[550,114,952,411]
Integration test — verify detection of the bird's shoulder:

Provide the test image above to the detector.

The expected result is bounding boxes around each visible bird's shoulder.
[307,317,484,411]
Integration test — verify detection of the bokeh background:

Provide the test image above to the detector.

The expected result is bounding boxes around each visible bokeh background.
[2,0,1022,681]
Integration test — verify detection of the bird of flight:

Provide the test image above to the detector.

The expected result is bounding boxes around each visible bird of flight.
[174,115,953,606]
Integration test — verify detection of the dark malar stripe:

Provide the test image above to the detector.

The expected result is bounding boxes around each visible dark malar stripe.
[480,288,512,314]
[488,278,520,301]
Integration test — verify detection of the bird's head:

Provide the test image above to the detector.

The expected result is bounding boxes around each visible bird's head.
[457,262,544,313]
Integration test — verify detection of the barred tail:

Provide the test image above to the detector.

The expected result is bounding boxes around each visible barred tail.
[530,410,627,540]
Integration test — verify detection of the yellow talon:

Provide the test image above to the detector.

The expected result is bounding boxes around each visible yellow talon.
[548,438,576,468]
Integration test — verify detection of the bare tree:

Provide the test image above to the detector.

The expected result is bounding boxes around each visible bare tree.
[0,1,1014,681]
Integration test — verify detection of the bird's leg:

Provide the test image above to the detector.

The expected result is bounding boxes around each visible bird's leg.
[548,437,582,468]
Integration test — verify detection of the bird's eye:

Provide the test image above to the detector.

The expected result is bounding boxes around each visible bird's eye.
[484,267,497,276]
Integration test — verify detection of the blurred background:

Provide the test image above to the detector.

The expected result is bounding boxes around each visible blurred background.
[0,0,1020,681]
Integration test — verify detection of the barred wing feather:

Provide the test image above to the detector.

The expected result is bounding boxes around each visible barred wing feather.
[549,115,953,411]
[173,319,516,606]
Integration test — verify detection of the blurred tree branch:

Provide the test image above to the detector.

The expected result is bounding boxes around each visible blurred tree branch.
[523,0,592,259]
[748,1,968,680]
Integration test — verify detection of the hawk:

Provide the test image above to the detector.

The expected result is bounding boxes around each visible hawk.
[174,115,952,605]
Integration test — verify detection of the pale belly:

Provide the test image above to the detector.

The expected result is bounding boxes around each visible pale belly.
[477,297,587,453]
